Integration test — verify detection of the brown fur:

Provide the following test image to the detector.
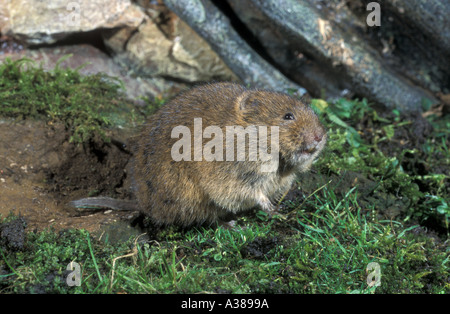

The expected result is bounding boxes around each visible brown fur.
[132,83,327,227]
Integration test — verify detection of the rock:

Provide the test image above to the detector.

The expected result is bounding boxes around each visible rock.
[384,0,450,55]
[104,15,239,83]
[227,0,351,101]
[228,0,438,111]
[0,0,146,45]
[0,4,8,33]
[163,0,306,94]
[0,0,239,85]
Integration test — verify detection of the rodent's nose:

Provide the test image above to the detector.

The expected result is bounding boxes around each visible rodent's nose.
[314,133,324,142]
[303,132,325,153]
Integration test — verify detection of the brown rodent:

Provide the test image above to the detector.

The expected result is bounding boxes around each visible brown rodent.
[70,83,326,227]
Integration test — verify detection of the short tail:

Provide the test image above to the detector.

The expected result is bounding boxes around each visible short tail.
[69,197,139,212]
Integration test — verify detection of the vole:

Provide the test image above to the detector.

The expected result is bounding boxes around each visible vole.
[70,83,326,227]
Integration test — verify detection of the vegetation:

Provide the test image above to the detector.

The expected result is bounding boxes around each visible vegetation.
[312,97,449,229]
[0,56,155,143]
[1,203,448,293]
[0,58,448,294]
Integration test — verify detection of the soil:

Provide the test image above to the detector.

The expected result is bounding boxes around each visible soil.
[0,118,140,238]
[0,216,27,250]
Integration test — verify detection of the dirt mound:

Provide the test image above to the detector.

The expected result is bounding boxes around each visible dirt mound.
[0,118,137,233]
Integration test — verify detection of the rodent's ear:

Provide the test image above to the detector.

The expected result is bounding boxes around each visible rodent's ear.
[298,93,312,105]
[236,91,260,112]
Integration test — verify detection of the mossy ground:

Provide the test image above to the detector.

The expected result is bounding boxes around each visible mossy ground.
[0,56,161,143]
[0,58,449,294]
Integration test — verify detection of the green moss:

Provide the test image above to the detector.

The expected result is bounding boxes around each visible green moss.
[0,56,149,143]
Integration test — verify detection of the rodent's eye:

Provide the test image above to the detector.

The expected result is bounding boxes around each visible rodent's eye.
[283,113,295,120]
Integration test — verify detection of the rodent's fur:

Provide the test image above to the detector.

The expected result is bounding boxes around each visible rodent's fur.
[70,83,326,227]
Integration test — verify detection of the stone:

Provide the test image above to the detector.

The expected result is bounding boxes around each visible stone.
[0,0,145,45]
[106,16,239,83]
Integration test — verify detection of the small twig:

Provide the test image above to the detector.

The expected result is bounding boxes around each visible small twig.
[277,188,291,206]
[109,233,146,291]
